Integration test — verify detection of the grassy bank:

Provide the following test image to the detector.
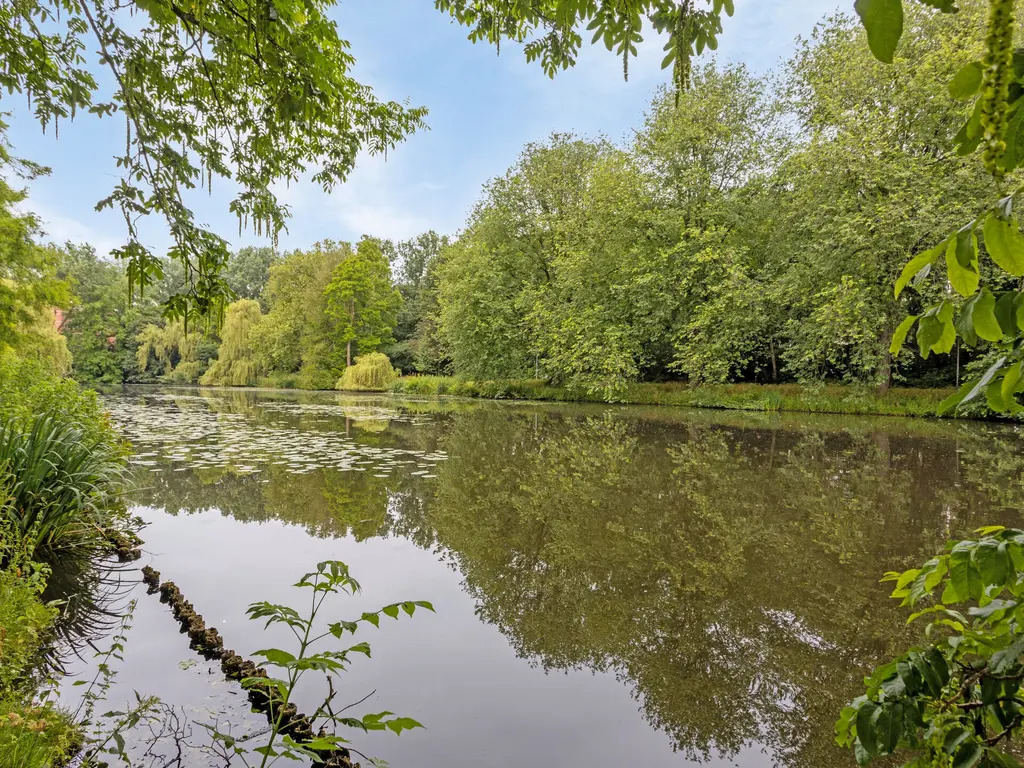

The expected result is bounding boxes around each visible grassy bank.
[388,377,958,418]
[0,568,80,767]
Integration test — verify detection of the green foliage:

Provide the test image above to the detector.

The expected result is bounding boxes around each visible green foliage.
[436,0,736,92]
[0,0,426,324]
[0,354,121,454]
[0,698,80,768]
[135,320,212,383]
[199,299,265,387]
[336,352,399,392]
[387,231,451,375]
[325,237,402,367]
[0,568,56,692]
[256,240,353,385]
[0,156,71,373]
[390,376,954,416]
[836,526,1024,767]
[225,247,279,308]
[0,412,127,562]
[209,560,430,765]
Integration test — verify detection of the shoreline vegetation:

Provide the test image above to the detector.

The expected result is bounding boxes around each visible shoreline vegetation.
[159,378,965,419]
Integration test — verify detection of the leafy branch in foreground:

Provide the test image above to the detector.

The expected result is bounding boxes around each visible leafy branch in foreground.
[837,526,1024,767]
[0,0,427,325]
[210,560,432,767]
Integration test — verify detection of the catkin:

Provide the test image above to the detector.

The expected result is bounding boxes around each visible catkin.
[981,0,1016,177]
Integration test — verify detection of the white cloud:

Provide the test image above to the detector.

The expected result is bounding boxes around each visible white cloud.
[22,199,123,258]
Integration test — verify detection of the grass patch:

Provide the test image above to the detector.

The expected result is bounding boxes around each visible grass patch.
[389,377,957,418]
[0,567,80,768]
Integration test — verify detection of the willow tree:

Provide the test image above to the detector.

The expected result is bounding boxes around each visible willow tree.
[324,238,401,369]
[200,299,264,386]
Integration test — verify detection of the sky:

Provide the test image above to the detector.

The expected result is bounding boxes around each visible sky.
[5,0,843,258]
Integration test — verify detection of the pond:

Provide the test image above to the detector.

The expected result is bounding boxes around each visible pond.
[60,387,1024,767]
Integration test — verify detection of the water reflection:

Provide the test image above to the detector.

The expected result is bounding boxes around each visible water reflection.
[110,388,1024,767]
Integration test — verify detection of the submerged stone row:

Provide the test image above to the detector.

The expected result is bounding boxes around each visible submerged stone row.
[140,566,356,767]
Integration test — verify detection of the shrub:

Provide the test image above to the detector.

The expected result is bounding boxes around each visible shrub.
[336,353,399,392]
[0,354,122,454]
[166,360,202,384]
[0,413,127,563]
[837,526,1024,766]
[0,569,56,692]
[0,698,80,768]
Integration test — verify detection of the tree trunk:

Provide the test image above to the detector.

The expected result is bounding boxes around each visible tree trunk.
[878,328,893,395]
[769,337,778,383]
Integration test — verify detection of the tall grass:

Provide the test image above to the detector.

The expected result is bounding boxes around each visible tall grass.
[0,413,127,563]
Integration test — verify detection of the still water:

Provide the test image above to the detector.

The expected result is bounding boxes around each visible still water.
[69,387,1024,767]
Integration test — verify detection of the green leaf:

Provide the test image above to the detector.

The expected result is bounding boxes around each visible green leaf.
[955,100,984,156]
[958,287,1004,344]
[994,292,1020,335]
[909,650,943,696]
[873,702,902,755]
[949,544,982,601]
[855,701,880,758]
[952,742,982,768]
[1000,361,1024,412]
[361,612,380,628]
[1002,100,1024,172]
[382,604,400,619]
[962,356,1008,407]
[938,379,974,415]
[947,226,980,296]
[916,302,955,358]
[385,716,424,735]
[984,215,1024,276]
[895,245,942,298]
[889,315,918,356]
[253,648,297,666]
[949,61,984,99]
[854,0,904,63]
[990,636,1024,674]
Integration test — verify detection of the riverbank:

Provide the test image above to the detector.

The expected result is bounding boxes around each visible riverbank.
[388,377,958,417]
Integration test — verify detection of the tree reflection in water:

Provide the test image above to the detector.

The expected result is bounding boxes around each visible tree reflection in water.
[120,391,1024,768]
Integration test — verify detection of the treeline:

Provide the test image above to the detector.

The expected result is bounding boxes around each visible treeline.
[428,4,1002,394]
[34,3,1011,395]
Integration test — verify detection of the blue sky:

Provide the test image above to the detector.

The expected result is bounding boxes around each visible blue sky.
[7,0,843,257]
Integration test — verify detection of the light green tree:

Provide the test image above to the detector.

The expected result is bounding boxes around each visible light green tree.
[200,299,265,386]
[324,237,401,369]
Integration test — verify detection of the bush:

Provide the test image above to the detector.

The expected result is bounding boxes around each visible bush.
[0,697,80,768]
[0,354,123,454]
[837,526,1024,765]
[0,413,127,563]
[336,353,399,392]
[0,568,56,692]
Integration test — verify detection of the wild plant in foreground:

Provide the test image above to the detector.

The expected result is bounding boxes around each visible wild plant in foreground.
[0,412,127,563]
[209,560,432,766]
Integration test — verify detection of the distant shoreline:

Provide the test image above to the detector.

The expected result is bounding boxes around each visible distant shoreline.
[113,378,983,420]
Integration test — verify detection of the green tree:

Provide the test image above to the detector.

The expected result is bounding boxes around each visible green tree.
[200,299,265,386]
[388,231,450,374]
[225,247,279,308]
[256,240,351,387]
[0,176,70,368]
[775,6,996,387]
[0,0,426,322]
[324,237,401,369]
